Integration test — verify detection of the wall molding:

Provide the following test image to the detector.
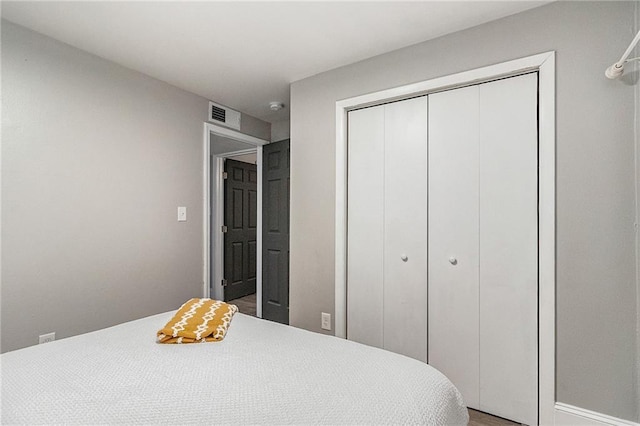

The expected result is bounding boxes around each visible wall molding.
[555,403,640,426]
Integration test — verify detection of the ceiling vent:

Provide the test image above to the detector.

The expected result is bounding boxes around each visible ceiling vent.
[208,101,241,131]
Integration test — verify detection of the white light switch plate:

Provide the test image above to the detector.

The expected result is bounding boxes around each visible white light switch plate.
[178,206,187,222]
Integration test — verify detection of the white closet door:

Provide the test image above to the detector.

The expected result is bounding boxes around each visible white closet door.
[347,105,385,348]
[383,97,428,362]
[479,73,538,425]
[428,85,481,408]
[429,74,538,424]
[347,97,428,362]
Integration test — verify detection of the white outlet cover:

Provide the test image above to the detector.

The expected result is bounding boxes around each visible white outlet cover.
[39,332,55,344]
[321,312,331,331]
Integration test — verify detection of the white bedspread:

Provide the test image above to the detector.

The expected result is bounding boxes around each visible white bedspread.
[1,312,468,425]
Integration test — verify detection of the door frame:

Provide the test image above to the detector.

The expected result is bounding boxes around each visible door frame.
[334,51,555,424]
[203,123,268,317]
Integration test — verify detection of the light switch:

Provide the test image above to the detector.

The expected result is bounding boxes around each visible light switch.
[178,206,187,222]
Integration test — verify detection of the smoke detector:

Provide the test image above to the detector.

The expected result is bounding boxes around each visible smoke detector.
[269,102,285,111]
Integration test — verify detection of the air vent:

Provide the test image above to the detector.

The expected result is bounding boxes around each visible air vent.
[211,105,226,122]
[208,101,241,130]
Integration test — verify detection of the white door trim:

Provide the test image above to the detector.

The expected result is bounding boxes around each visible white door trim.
[334,51,555,425]
[203,122,268,317]
[226,148,261,158]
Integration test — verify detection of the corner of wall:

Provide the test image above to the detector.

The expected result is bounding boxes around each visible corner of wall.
[270,120,290,142]
[635,1,640,422]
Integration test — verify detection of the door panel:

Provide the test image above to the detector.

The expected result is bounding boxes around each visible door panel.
[248,190,257,229]
[231,242,243,281]
[347,105,385,348]
[248,241,257,280]
[224,159,257,301]
[232,189,243,228]
[428,85,481,408]
[262,139,290,324]
[267,250,280,302]
[478,73,538,425]
[383,97,428,362]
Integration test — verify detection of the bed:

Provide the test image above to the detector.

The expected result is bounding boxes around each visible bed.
[1,311,468,425]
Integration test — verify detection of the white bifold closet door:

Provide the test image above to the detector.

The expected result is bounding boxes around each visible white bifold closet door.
[347,97,428,362]
[428,73,538,425]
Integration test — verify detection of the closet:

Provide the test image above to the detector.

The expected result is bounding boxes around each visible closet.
[346,73,538,425]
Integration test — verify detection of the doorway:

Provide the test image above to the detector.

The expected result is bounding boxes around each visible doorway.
[203,123,291,324]
[223,154,258,315]
[203,124,267,318]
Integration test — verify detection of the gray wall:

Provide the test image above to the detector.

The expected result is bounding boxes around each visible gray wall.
[0,21,269,353]
[271,120,290,142]
[239,113,271,142]
[290,1,639,421]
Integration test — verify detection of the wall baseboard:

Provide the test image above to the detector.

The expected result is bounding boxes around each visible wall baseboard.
[555,403,639,426]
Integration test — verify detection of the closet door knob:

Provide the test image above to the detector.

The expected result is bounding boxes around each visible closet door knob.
[449,257,457,265]
[401,254,408,262]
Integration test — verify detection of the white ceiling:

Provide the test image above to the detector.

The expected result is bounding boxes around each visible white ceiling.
[1,1,548,123]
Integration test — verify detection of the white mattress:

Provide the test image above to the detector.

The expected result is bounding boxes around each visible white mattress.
[1,312,468,425]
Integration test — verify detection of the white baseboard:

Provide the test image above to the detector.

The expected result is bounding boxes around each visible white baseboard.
[555,403,639,426]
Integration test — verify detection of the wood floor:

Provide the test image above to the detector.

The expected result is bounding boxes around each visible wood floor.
[468,409,520,426]
[228,295,518,426]
[229,293,256,317]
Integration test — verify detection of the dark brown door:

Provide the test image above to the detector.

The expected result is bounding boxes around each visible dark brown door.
[224,159,257,301]
[262,139,290,324]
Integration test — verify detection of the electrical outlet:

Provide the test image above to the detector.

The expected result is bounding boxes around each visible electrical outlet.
[39,332,55,344]
[321,312,331,331]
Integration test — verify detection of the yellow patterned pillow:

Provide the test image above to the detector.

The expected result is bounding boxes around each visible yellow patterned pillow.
[157,298,238,344]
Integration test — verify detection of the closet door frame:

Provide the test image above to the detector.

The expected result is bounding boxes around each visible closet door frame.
[335,51,556,425]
